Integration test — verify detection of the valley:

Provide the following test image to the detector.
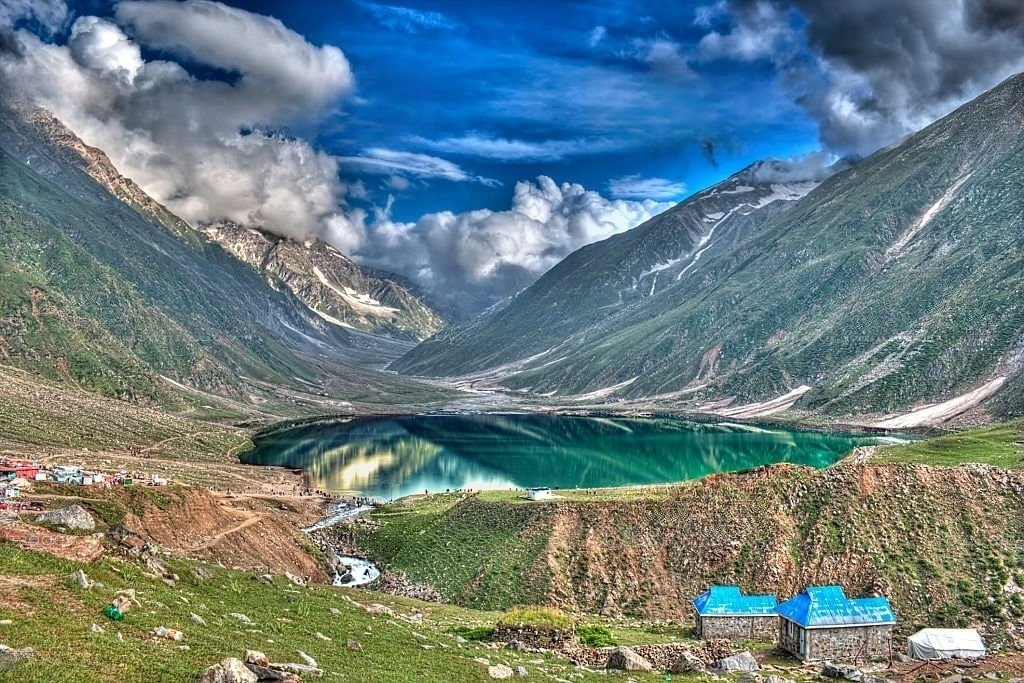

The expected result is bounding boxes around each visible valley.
[0,8,1022,679]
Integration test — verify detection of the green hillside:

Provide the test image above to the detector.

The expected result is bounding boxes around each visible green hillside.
[0,104,453,413]
[393,73,1024,420]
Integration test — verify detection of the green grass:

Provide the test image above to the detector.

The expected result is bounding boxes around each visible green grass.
[576,624,616,647]
[0,542,684,683]
[875,420,1024,468]
[497,606,574,632]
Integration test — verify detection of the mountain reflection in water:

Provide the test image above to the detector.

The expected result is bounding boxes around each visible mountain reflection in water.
[243,414,868,501]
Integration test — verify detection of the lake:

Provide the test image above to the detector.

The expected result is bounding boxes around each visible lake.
[243,413,875,501]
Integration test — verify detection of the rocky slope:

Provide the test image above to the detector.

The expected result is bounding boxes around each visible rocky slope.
[201,222,443,342]
[393,73,1024,422]
[354,459,1024,643]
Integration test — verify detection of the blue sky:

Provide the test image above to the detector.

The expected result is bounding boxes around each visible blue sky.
[64,0,822,221]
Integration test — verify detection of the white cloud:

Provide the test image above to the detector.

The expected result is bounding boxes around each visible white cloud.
[115,0,352,112]
[608,174,687,200]
[2,1,357,246]
[339,148,500,186]
[588,26,607,47]
[386,175,411,191]
[632,37,695,78]
[408,133,619,162]
[697,1,793,62]
[357,1,457,33]
[0,0,68,34]
[358,177,672,311]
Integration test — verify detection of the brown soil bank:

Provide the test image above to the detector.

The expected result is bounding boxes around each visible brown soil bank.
[123,488,329,582]
[355,463,1024,644]
[33,484,329,581]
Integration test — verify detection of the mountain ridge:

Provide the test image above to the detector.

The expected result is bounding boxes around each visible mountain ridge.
[392,72,1024,423]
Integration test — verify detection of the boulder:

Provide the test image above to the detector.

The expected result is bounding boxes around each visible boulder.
[270,662,324,678]
[70,569,93,589]
[606,646,653,671]
[489,664,514,679]
[0,645,34,671]
[243,662,291,681]
[199,658,258,683]
[190,613,207,626]
[713,651,759,673]
[822,663,864,681]
[670,651,707,674]
[244,650,269,667]
[765,676,796,683]
[35,505,95,531]
[192,566,215,581]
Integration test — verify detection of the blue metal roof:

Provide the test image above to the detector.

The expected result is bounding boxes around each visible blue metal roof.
[693,585,778,616]
[776,586,896,628]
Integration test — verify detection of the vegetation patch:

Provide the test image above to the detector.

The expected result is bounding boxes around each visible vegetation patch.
[497,606,575,633]
[875,420,1024,468]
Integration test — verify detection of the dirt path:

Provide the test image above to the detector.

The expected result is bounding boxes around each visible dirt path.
[185,509,265,552]
[139,429,242,455]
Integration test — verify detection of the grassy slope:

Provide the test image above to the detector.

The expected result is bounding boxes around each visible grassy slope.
[355,451,1024,637]
[0,365,248,461]
[874,420,1024,468]
[0,543,689,683]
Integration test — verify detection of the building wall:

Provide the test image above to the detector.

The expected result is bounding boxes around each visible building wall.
[779,619,894,662]
[697,615,779,641]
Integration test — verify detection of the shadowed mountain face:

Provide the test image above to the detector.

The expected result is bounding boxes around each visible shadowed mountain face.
[244,414,866,499]
[0,104,444,408]
[392,73,1024,420]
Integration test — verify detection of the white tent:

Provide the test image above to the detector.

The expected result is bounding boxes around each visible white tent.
[908,629,986,660]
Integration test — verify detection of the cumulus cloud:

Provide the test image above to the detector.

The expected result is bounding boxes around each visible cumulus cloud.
[0,0,670,316]
[358,177,672,313]
[698,0,1024,155]
[0,0,68,34]
[1,1,356,245]
[339,148,500,186]
[608,174,687,200]
[408,133,619,162]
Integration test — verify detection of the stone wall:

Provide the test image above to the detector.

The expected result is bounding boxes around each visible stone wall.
[697,615,778,642]
[779,619,893,662]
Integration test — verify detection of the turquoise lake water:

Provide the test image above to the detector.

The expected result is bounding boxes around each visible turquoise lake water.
[243,413,873,501]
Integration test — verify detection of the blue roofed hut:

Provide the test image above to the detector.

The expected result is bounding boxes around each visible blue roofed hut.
[692,585,779,641]
[776,586,896,662]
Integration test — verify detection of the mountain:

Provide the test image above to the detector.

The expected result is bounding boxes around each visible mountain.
[392,159,832,379]
[200,223,443,342]
[392,73,1024,421]
[29,110,444,344]
[0,102,448,410]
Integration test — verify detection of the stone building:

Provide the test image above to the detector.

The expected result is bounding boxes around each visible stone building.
[692,585,779,641]
[776,586,896,662]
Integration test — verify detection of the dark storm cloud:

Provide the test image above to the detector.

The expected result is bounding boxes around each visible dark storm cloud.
[0,28,25,60]
[702,0,1024,155]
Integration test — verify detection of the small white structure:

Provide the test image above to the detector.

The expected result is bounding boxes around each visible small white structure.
[908,628,986,660]
[526,487,553,501]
